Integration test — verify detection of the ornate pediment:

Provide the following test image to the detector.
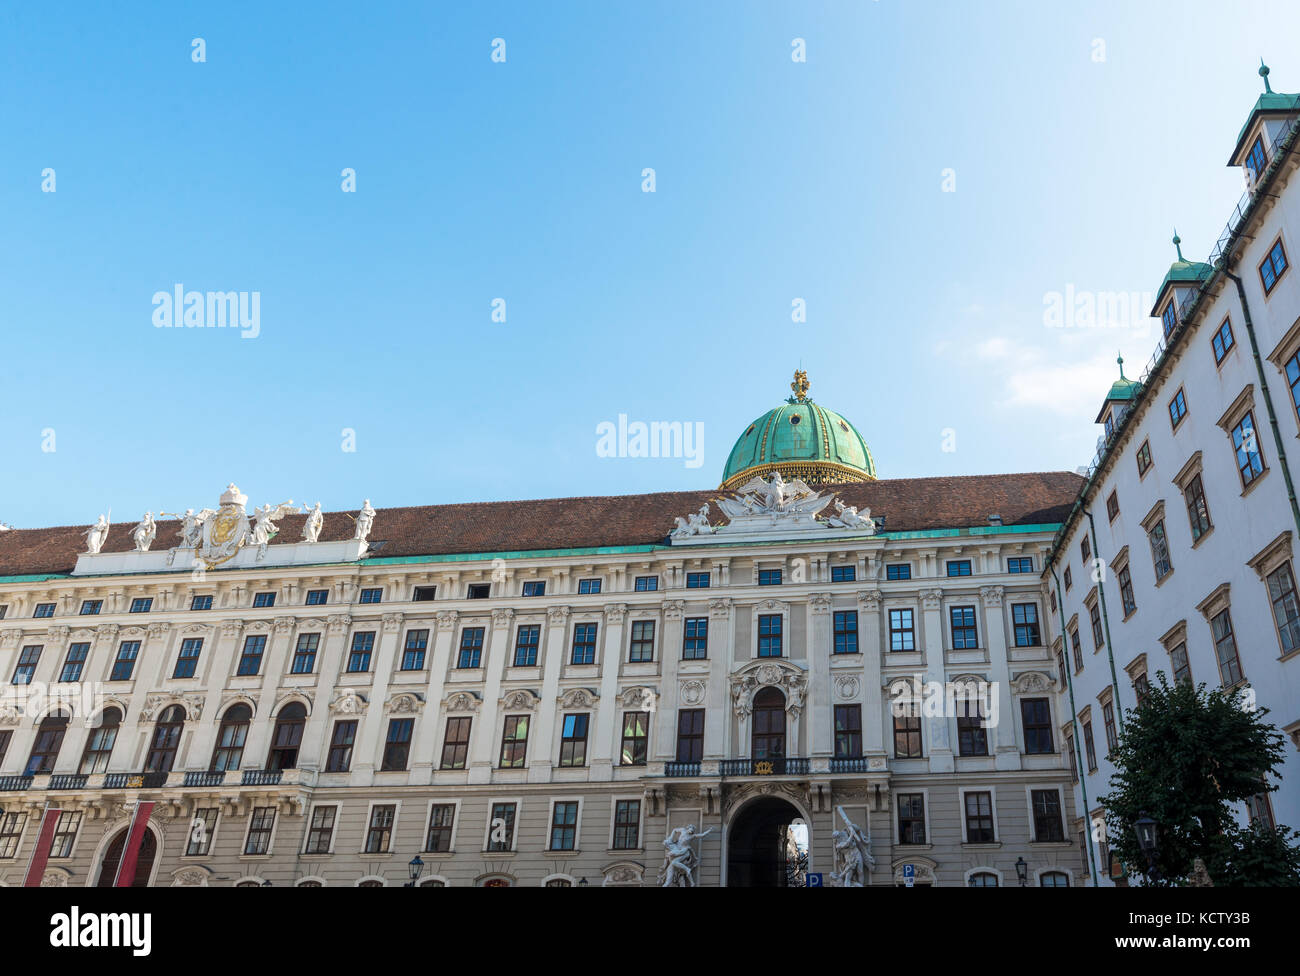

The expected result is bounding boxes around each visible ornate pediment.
[140,692,205,722]
[1012,670,1055,694]
[558,687,599,709]
[386,692,424,715]
[499,689,541,711]
[729,660,808,718]
[444,691,482,714]
[671,472,875,545]
[328,689,368,715]
[679,678,707,706]
[620,686,657,711]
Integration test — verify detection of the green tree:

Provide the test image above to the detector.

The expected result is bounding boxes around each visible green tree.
[1099,674,1297,886]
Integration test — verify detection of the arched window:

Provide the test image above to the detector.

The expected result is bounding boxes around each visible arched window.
[27,713,70,775]
[297,879,323,887]
[418,878,446,887]
[358,879,384,887]
[752,687,786,762]
[145,705,185,773]
[545,878,573,887]
[211,704,252,772]
[80,707,122,774]
[267,702,307,770]
[96,826,158,887]
[967,871,999,887]
[1040,871,1069,887]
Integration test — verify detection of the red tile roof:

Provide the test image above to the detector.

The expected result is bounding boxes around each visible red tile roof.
[0,472,1083,578]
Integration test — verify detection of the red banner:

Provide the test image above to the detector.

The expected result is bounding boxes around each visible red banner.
[114,801,155,887]
[22,807,63,887]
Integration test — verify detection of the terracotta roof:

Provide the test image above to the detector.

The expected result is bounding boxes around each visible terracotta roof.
[0,472,1083,579]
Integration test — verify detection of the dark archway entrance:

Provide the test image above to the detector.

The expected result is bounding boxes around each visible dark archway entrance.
[726,797,807,887]
[95,827,157,887]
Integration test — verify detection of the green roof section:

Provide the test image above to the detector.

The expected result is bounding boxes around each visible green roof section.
[1230,61,1300,162]
[1095,354,1141,423]
[1150,232,1212,314]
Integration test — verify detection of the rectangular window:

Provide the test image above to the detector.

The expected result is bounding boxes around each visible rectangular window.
[347,631,375,672]
[129,598,152,614]
[252,592,276,609]
[758,569,782,586]
[1169,387,1188,429]
[886,564,911,581]
[190,594,213,611]
[382,719,413,771]
[1012,603,1041,646]
[1287,350,1300,420]
[833,611,858,654]
[33,603,55,618]
[685,572,710,588]
[440,717,471,769]
[291,633,319,674]
[1136,439,1153,475]
[1260,237,1289,293]
[236,634,266,676]
[499,715,529,768]
[457,627,484,669]
[964,792,994,844]
[577,578,601,594]
[0,812,24,858]
[59,643,89,683]
[365,804,396,853]
[79,600,102,616]
[957,699,987,756]
[629,620,655,662]
[1031,790,1065,842]
[1148,520,1173,579]
[466,583,490,600]
[110,641,140,681]
[426,804,456,852]
[513,624,540,667]
[894,713,922,758]
[1089,602,1104,650]
[50,811,81,859]
[1232,412,1265,488]
[1161,301,1177,339]
[1267,563,1300,656]
[559,713,589,767]
[487,802,516,852]
[1083,721,1097,771]
[634,576,658,592]
[1007,557,1034,573]
[1171,642,1192,685]
[1070,627,1083,672]
[187,808,218,856]
[757,614,783,657]
[358,587,383,604]
[831,565,856,582]
[326,720,357,772]
[173,638,203,679]
[571,622,597,665]
[1183,474,1212,540]
[1213,317,1235,363]
[304,589,328,606]
[889,609,915,651]
[676,709,705,763]
[1021,698,1054,754]
[946,559,972,577]
[1081,535,1091,563]
[1212,609,1244,686]
[305,806,336,854]
[898,794,926,845]
[1118,565,1136,615]
[521,581,545,598]
[1246,135,1267,179]
[620,711,649,766]
[401,629,428,671]
[412,586,436,602]
[1106,491,1120,521]
[834,705,862,759]
[950,606,978,649]
[1066,732,1078,782]
[1102,701,1117,754]
[244,807,276,855]
[683,617,708,660]
[613,799,641,850]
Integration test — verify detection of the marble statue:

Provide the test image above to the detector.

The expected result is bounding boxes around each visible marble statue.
[302,503,324,543]
[353,499,376,542]
[660,823,713,887]
[161,508,214,550]
[132,512,157,552]
[828,498,875,532]
[715,471,832,521]
[671,503,713,538]
[249,501,301,559]
[84,515,110,554]
[829,805,874,887]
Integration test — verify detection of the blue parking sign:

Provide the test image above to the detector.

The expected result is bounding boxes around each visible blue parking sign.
[805,873,824,887]
[903,864,915,888]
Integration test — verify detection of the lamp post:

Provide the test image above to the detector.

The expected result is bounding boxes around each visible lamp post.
[578,877,588,887]
[1014,856,1028,887]
[1134,813,1160,883]
[405,855,425,887]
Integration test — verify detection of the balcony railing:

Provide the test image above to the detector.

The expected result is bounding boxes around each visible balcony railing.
[664,762,701,777]
[828,757,872,774]
[719,757,809,776]
[0,776,33,791]
[183,771,226,788]
[49,774,89,790]
[241,769,283,786]
[103,772,168,789]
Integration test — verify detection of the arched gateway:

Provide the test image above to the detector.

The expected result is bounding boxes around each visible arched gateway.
[725,797,808,887]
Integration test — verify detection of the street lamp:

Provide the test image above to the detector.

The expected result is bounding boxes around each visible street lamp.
[405,855,425,887]
[1014,856,1028,887]
[578,877,588,886]
[1134,813,1160,882]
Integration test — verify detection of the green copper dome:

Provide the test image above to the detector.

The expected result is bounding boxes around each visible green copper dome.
[720,371,876,489]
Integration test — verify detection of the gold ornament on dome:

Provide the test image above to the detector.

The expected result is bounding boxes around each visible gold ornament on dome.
[790,369,809,402]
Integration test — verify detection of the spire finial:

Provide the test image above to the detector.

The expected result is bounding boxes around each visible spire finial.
[790,368,810,402]
[1172,229,1184,262]
[1260,58,1273,93]
[1117,352,1126,379]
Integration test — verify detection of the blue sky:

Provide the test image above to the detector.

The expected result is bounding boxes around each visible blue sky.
[0,1,1293,528]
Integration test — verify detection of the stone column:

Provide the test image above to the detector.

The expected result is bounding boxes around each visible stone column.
[297,614,352,772]
[351,612,405,785]
[655,601,685,761]
[409,610,458,780]
[589,604,626,780]
[704,598,732,759]
[858,591,886,759]
[808,593,833,758]
[981,585,1020,770]
[242,617,299,769]
[919,588,954,773]
[468,608,512,784]
[181,620,239,771]
[529,606,569,783]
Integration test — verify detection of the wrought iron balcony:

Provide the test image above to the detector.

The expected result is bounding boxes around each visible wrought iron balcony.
[828,757,871,774]
[182,771,226,788]
[664,762,701,778]
[718,757,809,776]
[241,769,283,786]
[103,772,168,789]
[49,774,89,790]
[0,776,33,791]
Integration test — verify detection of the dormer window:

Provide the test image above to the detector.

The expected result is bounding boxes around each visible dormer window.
[1161,301,1177,339]
[1103,412,1114,440]
[1246,135,1268,181]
